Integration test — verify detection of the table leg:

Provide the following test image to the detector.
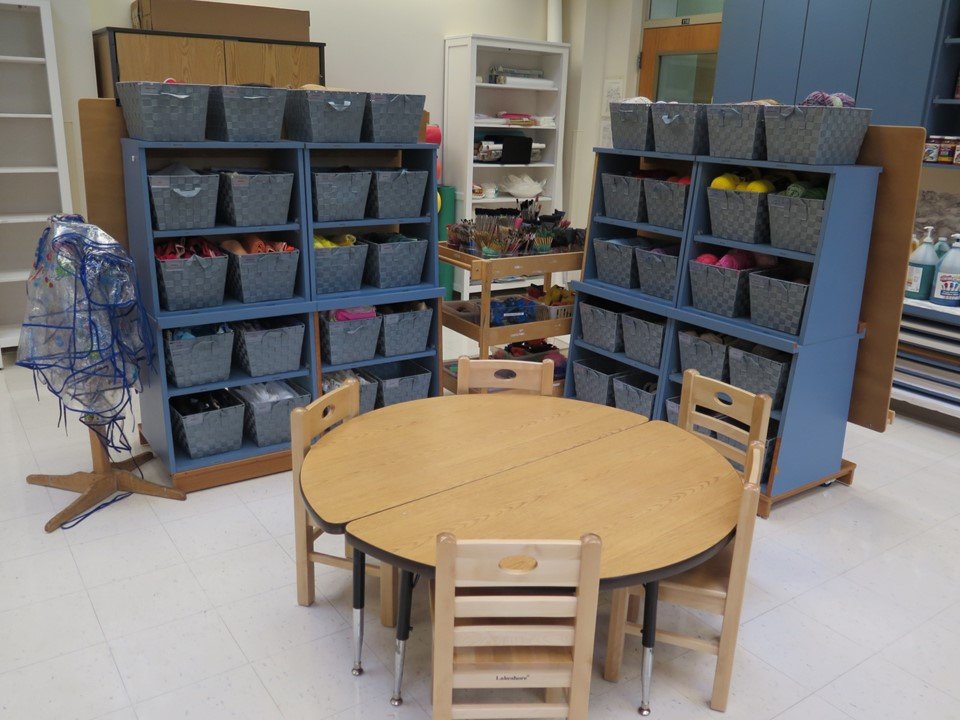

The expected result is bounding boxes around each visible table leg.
[390,570,415,706]
[639,581,659,716]
[352,550,365,676]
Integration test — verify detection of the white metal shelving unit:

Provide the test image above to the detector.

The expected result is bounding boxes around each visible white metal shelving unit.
[0,0,71,367]
[443,34,570,299]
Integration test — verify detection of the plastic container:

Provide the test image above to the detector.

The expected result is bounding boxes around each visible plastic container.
[490,295,538,326]
[931,237,960,307]
[905,227,939,300]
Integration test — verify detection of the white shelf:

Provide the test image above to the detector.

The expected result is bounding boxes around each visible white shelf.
[0,166,57,174]
[476,82,559,92]
[473,162,555,169]
[0,213,52,224]
[0,270,29,283]
[0,54,45,65]
[0,113,52,120]
[471,195,554,205]
[474,122,557,130]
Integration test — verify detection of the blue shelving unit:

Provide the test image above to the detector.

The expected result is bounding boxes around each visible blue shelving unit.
[565,147,881,514]
[123,139,442,490]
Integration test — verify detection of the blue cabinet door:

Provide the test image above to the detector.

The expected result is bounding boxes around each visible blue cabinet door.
[713,0,764,102]
[752,0,809,103]
[857,0,944,125]
[795,0,871,103]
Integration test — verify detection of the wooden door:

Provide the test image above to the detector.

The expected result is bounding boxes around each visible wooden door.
[638,24,722,101]
[224,41,320,88]
[114,33,225,91]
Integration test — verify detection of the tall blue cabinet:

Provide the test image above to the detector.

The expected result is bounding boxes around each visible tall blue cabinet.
[566,147,880,516]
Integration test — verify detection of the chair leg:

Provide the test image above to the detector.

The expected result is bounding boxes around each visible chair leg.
[639,581,659,716]
[352,550,366,676]
[603,587,630,682]
[710,605,742,711]
[294,499,315,607]
[391,570,415,706]
[380,563,398,628]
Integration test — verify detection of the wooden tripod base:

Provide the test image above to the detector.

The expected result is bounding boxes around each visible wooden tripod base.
[26,430,186,533]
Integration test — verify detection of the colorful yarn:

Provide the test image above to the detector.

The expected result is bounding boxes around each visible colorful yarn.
[800,91,855,108]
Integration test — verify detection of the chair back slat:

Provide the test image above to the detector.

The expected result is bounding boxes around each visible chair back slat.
[433,533,602,720]
[457,357,555,396]
[291,380,360,488]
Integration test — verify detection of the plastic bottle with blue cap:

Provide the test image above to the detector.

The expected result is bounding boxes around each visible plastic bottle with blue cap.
[930,233,960,307]
[905,226,939,300]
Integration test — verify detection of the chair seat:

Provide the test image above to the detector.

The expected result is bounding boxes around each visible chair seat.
[453,646,574,689]
[661,542,733,598]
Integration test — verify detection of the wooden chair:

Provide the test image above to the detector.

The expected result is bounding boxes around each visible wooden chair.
[433,533,602,720]
[291,381,398,666]
[603,369,772,713]
[456,356,555,396]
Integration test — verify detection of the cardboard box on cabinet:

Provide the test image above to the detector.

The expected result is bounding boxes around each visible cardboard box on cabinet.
[132,0,310,42]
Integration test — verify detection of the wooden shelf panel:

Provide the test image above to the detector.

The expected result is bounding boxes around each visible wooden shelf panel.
[439,244,583,275]
[475,82,559,92]
[694,234,815,262]
[167,367,312,398]
[153,222,300,238]
[594,215,683,238]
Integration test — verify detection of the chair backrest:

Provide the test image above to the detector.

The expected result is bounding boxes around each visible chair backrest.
[432,533,602,720]
[725,440,765,611]
[290,380,360,491]
[677,368,772,476]
[456,356,555,396]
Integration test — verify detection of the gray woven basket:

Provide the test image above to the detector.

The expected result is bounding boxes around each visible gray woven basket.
[665,396,713,437]
[171,391,244,459]
[763,105,872,165]
[609,102,653,150]
[314,244,368,295]
[651,103,709,155]
[206,85,287,142]
[706,104,766,160]
[594,238,646,288]
[363,360,432,407]
[367,169,428,219]
[234,320,304,376]
[362,237,428,288]
[236,382,311,447]
[361,94,426,143]
[284,90,367,143]
[689,261,756,317]
[621,314,664,368]
[358,375,377,414]
[707,189,770,244]
[320,315,382,365]
[718,435,776,479]
[226,249,299,303]
[116,82,209,142]
[643,179,687,231]
[601,173,646,223]
[164,327,234,388]
[573,356,628,406]
[378,307,433,357]
[728,346,792,409]
[149,174,218,231]
[768,195,825,254]
[679,332,730,381]
[613,374,657,417]
[156,255,228,311]
[635,247,678,300]
[313,171,372,222]
[217,172,294,227]
[749,271,809,335]
[579,302,623,352]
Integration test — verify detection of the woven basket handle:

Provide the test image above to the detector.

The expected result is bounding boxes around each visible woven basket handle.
[717,106,743,127]
[778,106,801,119]
[172,187,202,198]
[159,91,191,100]
[789,197,812,219]
[262,328,286,351]
[326,100,352,111]
[185,255,220,272]
[660,113,682,125]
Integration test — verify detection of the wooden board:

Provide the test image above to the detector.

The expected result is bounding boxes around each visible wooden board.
[224,40,320,87]
[78,99,128,248]
[849,125,927,431]
[115,32,226,85]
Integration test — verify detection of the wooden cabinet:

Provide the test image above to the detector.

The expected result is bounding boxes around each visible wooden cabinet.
[224,40,321,88]
[94,27,325,98]
[751,0,808,102]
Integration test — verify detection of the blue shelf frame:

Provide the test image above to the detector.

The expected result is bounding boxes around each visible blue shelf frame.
[125,139,443,481]
[567,146,881,502]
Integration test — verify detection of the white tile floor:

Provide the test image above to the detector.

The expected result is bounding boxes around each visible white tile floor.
[3,340,960,720]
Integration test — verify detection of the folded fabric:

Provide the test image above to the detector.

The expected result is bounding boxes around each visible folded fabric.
[314,233,356,249]
[362,232,409,244]
[153,162,199,177]
[241,234,269,254]
[220,239,246,255]
[167,323,228,342]
[329,306,376,321]
[154,237,223,260]
[266,240,296,253]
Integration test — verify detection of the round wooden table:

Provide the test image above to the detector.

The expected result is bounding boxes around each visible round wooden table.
[300,394,743,708]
